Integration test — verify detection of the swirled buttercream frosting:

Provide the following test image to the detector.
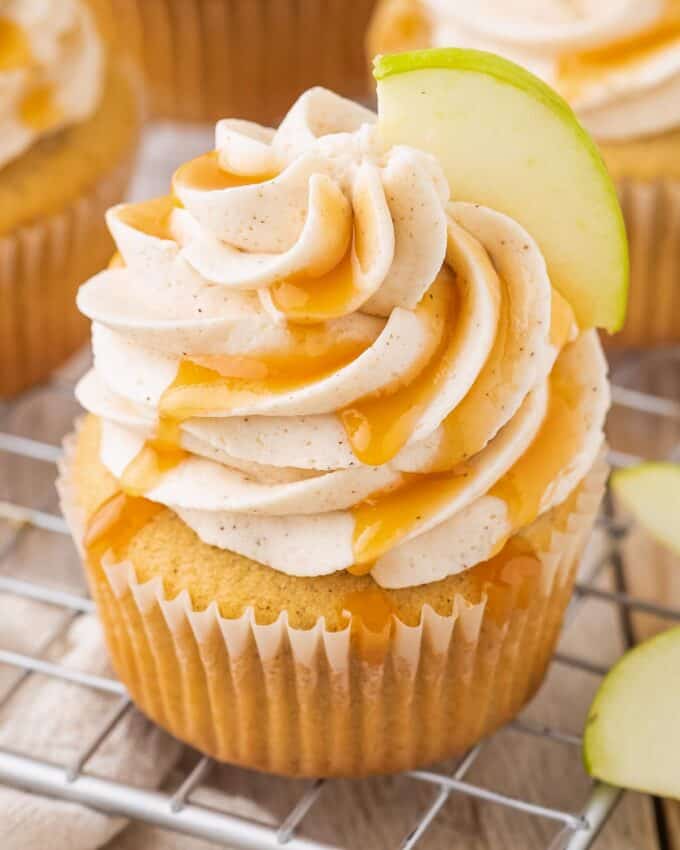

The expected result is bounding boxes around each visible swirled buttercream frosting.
[0,0,104,168]
[423,0,680,140]
[76,87,609,589]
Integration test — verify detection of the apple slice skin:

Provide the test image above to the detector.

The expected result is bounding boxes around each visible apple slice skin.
[374,48,629,333]
[611,462,680,556]
[583,627,680,798]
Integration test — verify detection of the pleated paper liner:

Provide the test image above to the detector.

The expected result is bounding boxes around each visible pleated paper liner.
[0,152,138,398]
[59,428,607,778]
[111,0,380,124]
[602,179,680,349]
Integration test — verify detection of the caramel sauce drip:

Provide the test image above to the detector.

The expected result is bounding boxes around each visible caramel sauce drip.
[343,539,542,635]
[117,195,176,241]
[20,83,62,131]
[348,291,580,573]
[432,287,574,473]
[0,17,32,71]
[172,151,277,192]
[341,585,396,633]
[84,491,162,562]
[465,537,543,626]
[557,3,680,98]
[159,335,369,421]
[351,466,472,568]
[119,439,188,498]
[340,267,458,467]
[269,247,364,323]
[268,181,372,323]
[346,560,376,577]
[155,415,182,449]
[489,369,583,530]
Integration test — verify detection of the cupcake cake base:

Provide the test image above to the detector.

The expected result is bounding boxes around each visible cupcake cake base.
[60,415,607,777]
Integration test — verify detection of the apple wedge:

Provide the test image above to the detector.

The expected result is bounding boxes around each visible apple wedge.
[584,627,680,797]
[611,462,680,555]
[374,48,629,332]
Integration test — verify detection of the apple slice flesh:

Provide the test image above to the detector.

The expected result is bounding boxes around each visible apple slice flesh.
[611,462,680,555]
[374,48,629,333]
[584,627,680,797]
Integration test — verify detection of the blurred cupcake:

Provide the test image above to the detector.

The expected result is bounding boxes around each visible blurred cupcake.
[59,72,612,776]
[0,0,142,397]
[112,0,379,124]
[368,0,680,349]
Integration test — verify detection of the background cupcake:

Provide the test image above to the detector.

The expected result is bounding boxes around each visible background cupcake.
[111,0,379,124]
[0,0,142,397]
[368,0,680,349]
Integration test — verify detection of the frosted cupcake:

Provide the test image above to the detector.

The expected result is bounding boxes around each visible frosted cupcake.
[368,0,680,348]
[0,0,142,397]
[111,0,378,124]
[60,49,620,776]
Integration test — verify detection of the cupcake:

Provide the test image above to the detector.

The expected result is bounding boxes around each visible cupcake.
[368,0,680,349]
[111,0,379,124]
[0,0,142,397]
[60,49,620,777]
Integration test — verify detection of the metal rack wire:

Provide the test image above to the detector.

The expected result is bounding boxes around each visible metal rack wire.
[0,354,679,850]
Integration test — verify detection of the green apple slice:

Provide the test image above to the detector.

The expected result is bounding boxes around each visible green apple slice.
[584,627,680,797]
[611,462,680,555]
[374,48,629,333]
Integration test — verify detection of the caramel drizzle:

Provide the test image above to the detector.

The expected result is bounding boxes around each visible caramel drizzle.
[349,356,583,570]
[0,18,71,132]
[269,247,361,323]
[158,335,370,422]
[557,2,680,98]
[173,151,277,192]
[117,195,176,241]
[104,145,583,581]
[340,269,456,466]
[0,17,32,71]
[341,586,396,633]
[84,491,162,563]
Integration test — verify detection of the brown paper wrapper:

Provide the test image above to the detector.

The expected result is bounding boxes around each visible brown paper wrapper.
[59,435,607,778]
[605,179,680,349]
[0,154,137,398]
[112,0,380,124]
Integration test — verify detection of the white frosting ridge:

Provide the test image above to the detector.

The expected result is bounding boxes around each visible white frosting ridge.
[0,0,104,168]
[77,88,609,588]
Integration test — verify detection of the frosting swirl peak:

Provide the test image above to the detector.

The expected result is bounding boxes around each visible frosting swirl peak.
[77,87,609,588]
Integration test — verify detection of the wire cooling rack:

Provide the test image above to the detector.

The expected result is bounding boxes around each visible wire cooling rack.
[0,350,678,850]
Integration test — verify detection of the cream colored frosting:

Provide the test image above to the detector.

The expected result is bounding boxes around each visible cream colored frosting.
[424,0,680,140]
[76,88,609,589]
[0,0,104,168]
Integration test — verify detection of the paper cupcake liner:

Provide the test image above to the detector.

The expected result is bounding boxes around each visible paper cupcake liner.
[0,153,137,398]
[112,0,379,124]
[606,179,680,349]
[59,431,607,777]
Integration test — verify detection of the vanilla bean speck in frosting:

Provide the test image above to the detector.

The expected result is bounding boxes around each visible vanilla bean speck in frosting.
[0,0,104,169]
[423,0,680,141]
[76,87,609,589]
